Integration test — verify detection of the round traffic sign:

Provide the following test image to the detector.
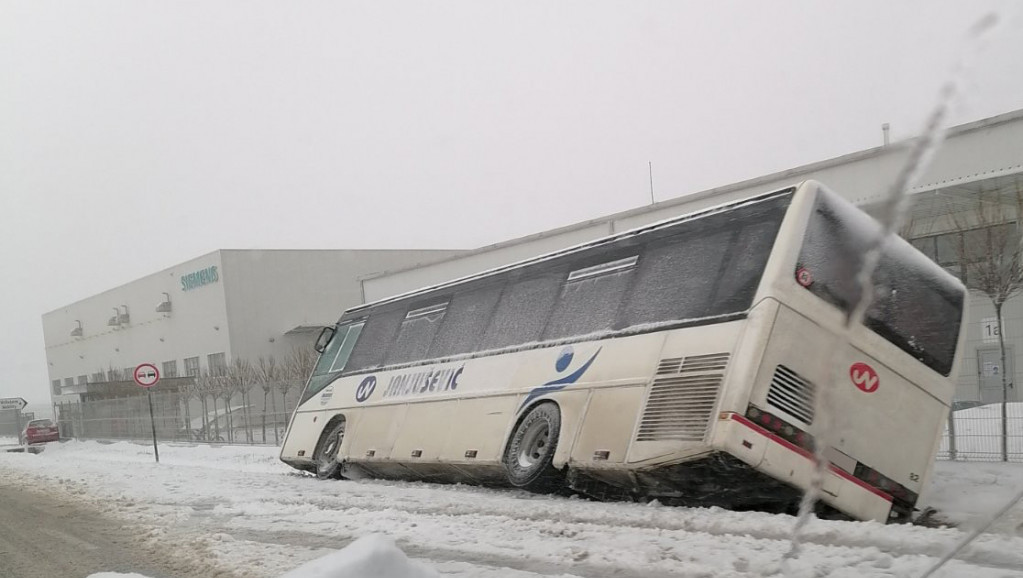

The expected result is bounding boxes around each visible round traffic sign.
[133,363,160,388]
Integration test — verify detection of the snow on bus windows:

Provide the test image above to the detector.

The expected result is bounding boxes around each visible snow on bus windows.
[542,256,638,340]
[618,197,789,326]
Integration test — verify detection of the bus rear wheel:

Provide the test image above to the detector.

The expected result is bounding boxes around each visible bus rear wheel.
[503,402,564,492]
[314,419,346,480]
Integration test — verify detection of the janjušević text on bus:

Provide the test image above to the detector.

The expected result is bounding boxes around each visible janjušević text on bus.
[279,180,965,523]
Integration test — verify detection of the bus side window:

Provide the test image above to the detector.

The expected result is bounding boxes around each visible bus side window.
[479,275,560,351]
[708,219,785,315]
[385,302,449,365]
[345,308,405,372]
[428,284,504,358]
[618,230,731,327]
[543,256,637,340]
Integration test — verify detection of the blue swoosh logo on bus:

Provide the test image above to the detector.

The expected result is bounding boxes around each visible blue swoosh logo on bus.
[519,347,602,411]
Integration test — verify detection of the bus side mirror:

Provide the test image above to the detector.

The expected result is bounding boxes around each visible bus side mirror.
[314,326,336,354]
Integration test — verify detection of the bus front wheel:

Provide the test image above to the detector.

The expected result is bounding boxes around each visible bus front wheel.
[503,402,564,492]
[314,419,346,480]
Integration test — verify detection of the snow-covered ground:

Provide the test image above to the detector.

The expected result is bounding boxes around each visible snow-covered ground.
[2,441,1022,577]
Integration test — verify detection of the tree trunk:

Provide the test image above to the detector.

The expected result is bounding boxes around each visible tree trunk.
[271,386,280,445]
[224,394,234,443]
[996,301,1010,462]
[183,394,192,443]
[212,397,221,441]
[261,389,269,444]
[200,397,209,439]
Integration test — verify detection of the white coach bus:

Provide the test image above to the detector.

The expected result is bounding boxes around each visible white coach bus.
[280,181,966,523]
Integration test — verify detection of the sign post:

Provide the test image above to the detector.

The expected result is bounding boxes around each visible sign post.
[1,398,27,445]
[133,363,161,463]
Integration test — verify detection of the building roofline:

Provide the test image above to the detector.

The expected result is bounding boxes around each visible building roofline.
[43,248,463,316]
[360,107,1023,282]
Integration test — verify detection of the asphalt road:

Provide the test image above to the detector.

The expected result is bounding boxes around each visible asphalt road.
[0,481,186,578]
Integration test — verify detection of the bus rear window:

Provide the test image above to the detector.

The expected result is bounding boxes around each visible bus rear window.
[798,188,964,376]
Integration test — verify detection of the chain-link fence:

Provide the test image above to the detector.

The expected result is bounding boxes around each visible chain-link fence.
[55,386,298,446]
[938,402,1023,462]
[53,387,1023,461]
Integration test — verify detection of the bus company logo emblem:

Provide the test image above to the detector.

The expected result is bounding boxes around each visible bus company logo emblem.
[355,376,377,403]
[519,346,602,410]
[320,386,334,406]
[850,362,879,393]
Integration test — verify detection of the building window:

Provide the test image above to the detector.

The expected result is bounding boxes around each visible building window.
[184,356,201,377]
[162,360,178,379]
[64,377,74,389]
[910,223,1021,284]
[77,375,88,386]
[207,353,226,377]
[51,380,61,395]
[91,372,105,383]
[123,367,134,382]
[107,368,120,381]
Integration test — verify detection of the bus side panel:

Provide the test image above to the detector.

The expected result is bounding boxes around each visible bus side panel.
[390,401,455,461]
[347,404,408,461]
[625,320,745,465]
[280,408,329,464]
[439,395,519,462]
[569,386,645,465]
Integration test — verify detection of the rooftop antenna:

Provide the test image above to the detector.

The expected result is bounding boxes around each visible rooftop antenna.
[882,123,891,147]
[648,161,655,204]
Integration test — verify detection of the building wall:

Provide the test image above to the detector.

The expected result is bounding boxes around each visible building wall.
[42,251,230,397]
[220,249,464,362]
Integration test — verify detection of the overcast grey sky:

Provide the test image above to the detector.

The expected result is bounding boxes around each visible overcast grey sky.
[3,1,1023,405]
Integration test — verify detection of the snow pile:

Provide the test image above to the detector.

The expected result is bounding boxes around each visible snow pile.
[940,402,1023,460]
[83,537,438,578]
[37,438,291,474]
[280,535,438,578]
[920,459,1023,531]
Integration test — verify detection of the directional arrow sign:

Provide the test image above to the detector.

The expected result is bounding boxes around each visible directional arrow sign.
[0,398,27,411]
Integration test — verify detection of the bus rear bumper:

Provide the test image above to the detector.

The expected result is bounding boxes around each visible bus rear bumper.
[715,412,894,523]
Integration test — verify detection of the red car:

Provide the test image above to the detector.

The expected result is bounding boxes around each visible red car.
[22,419,59,444]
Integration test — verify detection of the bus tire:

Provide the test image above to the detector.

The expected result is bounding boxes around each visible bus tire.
[313,418,347,480]
[503,402,564,492]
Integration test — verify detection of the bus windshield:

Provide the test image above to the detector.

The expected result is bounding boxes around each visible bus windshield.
[798,187,965,376]
[302,321,365,403]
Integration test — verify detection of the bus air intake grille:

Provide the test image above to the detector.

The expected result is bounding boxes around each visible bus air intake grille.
[766,365,815,425]
[637,353,730,442]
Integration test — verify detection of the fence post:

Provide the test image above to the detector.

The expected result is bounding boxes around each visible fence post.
[947,408,957,460]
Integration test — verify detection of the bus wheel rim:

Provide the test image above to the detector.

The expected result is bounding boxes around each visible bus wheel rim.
[517,420,550,469]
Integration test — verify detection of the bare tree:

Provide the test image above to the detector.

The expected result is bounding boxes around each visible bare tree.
[190,370,220,441]
[946,186,1023,462]
[254,355,282,444]
[225,357,254,443]
[280,347,316,421]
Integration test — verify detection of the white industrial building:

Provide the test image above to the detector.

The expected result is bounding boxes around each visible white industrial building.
[42,249,461,405]
[42,108,1023,429]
